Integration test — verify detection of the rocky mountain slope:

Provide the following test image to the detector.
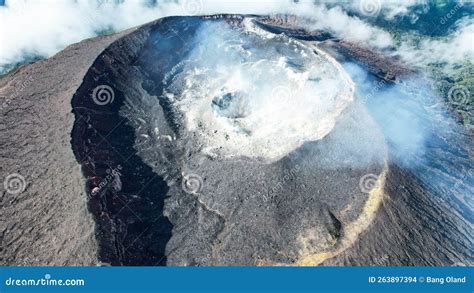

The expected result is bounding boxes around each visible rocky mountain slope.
[1,15,472,266]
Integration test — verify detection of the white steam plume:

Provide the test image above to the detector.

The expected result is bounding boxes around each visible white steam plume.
[0,0,472,74]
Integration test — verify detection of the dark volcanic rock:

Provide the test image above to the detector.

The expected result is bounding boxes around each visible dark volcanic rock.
[66,16,386,265]
[255,17,333,41]
[321,40,414,82]
[0,29,133,265]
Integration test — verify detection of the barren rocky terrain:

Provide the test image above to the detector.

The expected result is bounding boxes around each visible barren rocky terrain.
[1,15,472,266]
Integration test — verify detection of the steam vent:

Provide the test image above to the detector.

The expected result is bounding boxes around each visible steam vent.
[1,15,473,266]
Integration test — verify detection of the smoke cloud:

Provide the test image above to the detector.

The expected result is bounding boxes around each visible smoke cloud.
[1,0,472,74]
[1,0,471,198]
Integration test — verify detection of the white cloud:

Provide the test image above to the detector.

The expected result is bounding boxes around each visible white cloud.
[395,17,474,69]
[291,4,395,49]
[0,0,179,71]
[348,0,429,20]
[0,0,471,73]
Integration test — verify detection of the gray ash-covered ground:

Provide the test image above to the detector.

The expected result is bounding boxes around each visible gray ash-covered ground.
[1,15,472,266]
